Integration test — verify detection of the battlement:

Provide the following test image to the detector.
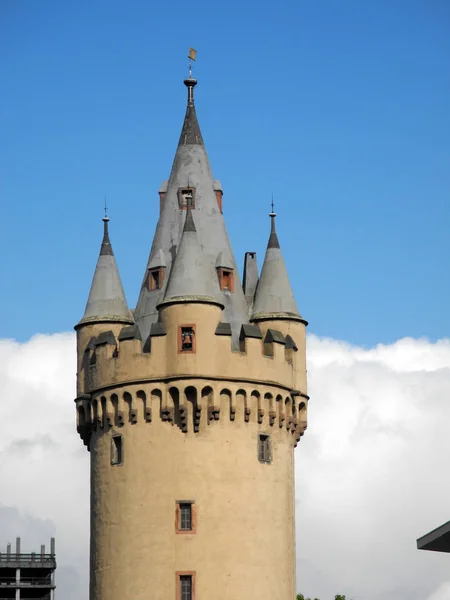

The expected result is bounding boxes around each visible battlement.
[76,302,306,399]
[76,378,308,451]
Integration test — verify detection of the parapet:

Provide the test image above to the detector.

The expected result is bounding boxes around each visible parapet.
[76,378,308,451]
[76,315,306,400]
[75,301,308,452]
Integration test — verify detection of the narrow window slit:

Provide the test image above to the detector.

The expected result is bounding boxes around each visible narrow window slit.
[180,575,192,600]
[180,503,192,530]
[258,434,271,464]
[111,435,123,465]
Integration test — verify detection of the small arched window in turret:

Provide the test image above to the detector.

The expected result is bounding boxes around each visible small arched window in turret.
[147,267,164,291]
[178,187,196,210]
[217,267,234,292]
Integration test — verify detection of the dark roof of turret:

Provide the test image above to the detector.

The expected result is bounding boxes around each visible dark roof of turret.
[76,217,133,328]
[178,78,204,146]
[134,75,248,345]
[158,202,224,308]
[252,213,306,323]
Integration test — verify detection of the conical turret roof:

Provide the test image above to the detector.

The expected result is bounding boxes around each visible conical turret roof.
[134,75,248,342]
[158,202,224,308]
[251,213,305,323]
[76,217,133,328]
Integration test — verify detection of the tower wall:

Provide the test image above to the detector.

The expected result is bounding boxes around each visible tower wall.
[76,304,307,600]
[76,322,125,397]
[89,380,297,600]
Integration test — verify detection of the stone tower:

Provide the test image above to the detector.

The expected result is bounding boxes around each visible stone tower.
[75,74,309,600]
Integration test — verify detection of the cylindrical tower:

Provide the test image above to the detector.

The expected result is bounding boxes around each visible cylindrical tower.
[75,72,308,600]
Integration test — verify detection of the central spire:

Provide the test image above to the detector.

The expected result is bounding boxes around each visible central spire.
[178,77,204,146]
[134,67,249,344]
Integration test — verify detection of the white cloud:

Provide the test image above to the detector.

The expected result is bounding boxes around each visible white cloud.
[1,332,450,600]
[296,335,450,600]
[0,333,89,599]
[425,582,450,600]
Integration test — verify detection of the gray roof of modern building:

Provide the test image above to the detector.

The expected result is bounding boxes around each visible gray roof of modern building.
[76,217,134,328]
[134,75,249,345]
[417,519,450,553]
[251,213,306,323]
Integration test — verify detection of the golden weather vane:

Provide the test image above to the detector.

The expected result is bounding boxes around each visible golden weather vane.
[188,47,196,78]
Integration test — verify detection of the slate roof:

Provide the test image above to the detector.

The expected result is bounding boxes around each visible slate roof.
[252,214,305,322]
[77,218,133,328]
[158,202,224,308]
[134,76,248,345]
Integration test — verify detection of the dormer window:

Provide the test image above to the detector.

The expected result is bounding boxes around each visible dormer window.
[147,267,164,291]
[178,325,196,353]
[217,267,234,292]
[178,187,196,210]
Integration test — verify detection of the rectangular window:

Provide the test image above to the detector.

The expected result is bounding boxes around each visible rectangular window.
[258,434,271,464]
[180,503,192,530]
[180,575,192,600]
[176,501,196,534]
[178,188,196,210]
[178,325,196,353]
[148,267,164,291]
[217,267,234,292]
[176,572,195,600]
[111,435,123,466]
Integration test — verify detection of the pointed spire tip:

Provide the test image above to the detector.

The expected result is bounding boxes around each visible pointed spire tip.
[268,211,280,250]
[100,213,113,256]
[184,77,198,106]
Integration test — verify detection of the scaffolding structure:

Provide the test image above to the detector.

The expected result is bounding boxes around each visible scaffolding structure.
[0,538,56,600]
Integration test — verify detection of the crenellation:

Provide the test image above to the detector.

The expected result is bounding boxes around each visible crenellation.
[77,317,305,402]
[79,381,308,452]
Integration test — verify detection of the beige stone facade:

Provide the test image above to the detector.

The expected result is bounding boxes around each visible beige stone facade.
[75,74,308,600]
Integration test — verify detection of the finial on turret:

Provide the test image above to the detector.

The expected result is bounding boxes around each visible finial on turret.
[184,48,198,106]
[101,202,112,256]
[268,196,280,249]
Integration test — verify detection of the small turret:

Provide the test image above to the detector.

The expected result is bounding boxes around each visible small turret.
[251,211,306,323]
[76,216,133,328]
[158,201,224,309]
[75,215,133,397]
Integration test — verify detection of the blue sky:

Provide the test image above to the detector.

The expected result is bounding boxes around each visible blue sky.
[1,0,449,346]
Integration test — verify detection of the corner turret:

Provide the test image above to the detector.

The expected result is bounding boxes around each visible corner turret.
[76,216,133,328]
[252,212,306,324]
[75,215,133,396]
